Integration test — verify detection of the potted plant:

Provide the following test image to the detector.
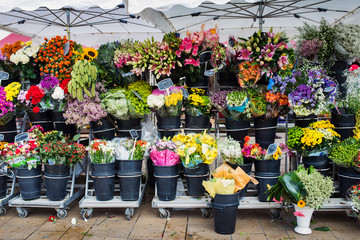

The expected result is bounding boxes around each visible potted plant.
[349,184,360,213]
[150,138,180,201]
[113,138,149,201]
[88,139,116,201]
[172,131,217,196]
[38,130,86,201]
[147,86,184,138]
[268,165,333,235]
[0,40,22,86]
[288,120,340,175]
[218,136,252,199]
[184,88,212,131]
[328,137,360,197]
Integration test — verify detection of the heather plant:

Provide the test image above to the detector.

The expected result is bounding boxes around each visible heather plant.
[334,24,360,60]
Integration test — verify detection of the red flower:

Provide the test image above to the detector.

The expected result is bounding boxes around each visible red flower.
[59,78,70,94]
[49,215,56,222]
[350,64,359,72]
[33,106,40,113]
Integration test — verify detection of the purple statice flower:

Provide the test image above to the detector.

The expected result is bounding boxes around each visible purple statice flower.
[40,76,59,90]
[0,87,14,118]
[289,84,316,106]
[210,90,230,110]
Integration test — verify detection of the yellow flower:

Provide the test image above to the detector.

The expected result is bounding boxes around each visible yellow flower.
[83,47,98,61]
[267,184,271,190]
[4,82,21,101]
[297,200,306,208]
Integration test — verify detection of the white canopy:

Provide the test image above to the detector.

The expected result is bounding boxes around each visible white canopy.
[126,0,360,41]
[0,1,165,46]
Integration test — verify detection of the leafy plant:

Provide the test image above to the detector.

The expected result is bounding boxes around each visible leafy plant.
[328,137,360,168]
[68,60,97,100]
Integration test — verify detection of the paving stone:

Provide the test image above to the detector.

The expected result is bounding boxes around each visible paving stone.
[231,233,267,240]
[26,230,66,240]
[0,226,38,239]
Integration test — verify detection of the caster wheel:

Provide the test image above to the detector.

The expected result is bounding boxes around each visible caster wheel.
[57,209,68,219]
[125,208,134,220]
[201,209,212,219]
[82,209,93,220]
[159,209,170,219]
[0,207,6,216]
[271,209,282,220]
[17,208,28,218]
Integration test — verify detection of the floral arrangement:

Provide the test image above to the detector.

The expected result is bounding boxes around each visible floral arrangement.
[51,86,66,111]
[185,88,212,117]
[18,85,45,113]
[147,87,183,118]
[218,136,243,165]
[89,139,115,164]
[236,28,294,79]
[172,131,217,168]
[342,65,360,115]
[1,40,23,60]
[297,39,322,61]
[36,36,75,80]
[211,43,227,69]
[1,139,40,169]
[113,40,135,72]
[268,165,333,210]
[350,184,360,212]
[73,47,98,62]
[328,138,360,170]
[236,61,261,87]
[263,90,290,119]
[334,24,360,60]
[100,89,128,119]
[227,89,252,120]
[125,81,151,118]
[149,138,180,166]
[0,41,23,79]
[113,138,149,160]
[241,136,286,160]
[0,82,21,125]
[287,120,340,156]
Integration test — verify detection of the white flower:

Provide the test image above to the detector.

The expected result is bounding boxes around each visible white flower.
[52,87,65,100]
[19,53,30,64]
[147,94,165,108]
[71,218,77,224]
[9,53,19,65]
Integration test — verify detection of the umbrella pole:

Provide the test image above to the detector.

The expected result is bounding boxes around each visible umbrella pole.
[259,0,264,32]
[66,9,70,39]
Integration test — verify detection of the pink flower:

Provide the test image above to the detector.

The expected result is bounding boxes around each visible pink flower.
[267,32,275,38]
[184,58,200,67]
[350,64,359,72]
[273,196,283,203]
[277,42,288,51]
[192,49,198,56]
[238,48,252,60]
[278,55,289,70]
[176,50,181,57]
[294,210,305,217]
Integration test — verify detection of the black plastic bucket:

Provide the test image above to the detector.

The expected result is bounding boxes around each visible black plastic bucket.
[0,117,17,143]
[302,155,330,176]
[50,111,78,138]
[331,108,355,140]
[44,164,70,201]
[116,159,142,176]
[91,118,116,140]
[218,72,238,87]
[0,175,7,198]
[91,162,116,177]
[117,129,142,138]
[117,118,142,130]
[28,111,53,132]
[254,117,278,149]
[186,76,208,88]
[256,175,279,202]
[91,162,116,201]
[184,164,209,196]
[254,159,281,177]
[157,116,181,130]
[185,114,210,129]
[227,157,253,173]
[212,192,240,234]
[294,114,317,128]
[154,164,179,201]
[338,167,360,197]
[15,165,42,200]
[118,174,141,201]
[225,118,250,147]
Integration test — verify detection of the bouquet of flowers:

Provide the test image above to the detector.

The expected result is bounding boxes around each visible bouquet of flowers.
[89,139,115,164]
[172,131,217,168]
[218,136,243,165]
[149,138,180,166]
[297,39,323,62]
[328,138,360,170]
[17,85,46,113]
[147,87,183,117]
[185,88,212,117]
[350,184,360,212]
[0,82,21,125]
[287,120,340,156]
[263,90,290,119]
[0,41,22,80]
[341,65,360,115]
[268,165,333,210]
[242,136,288,160]
[112,138,149,160]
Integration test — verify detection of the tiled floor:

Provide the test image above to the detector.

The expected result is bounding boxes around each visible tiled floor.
[0,190,360,240]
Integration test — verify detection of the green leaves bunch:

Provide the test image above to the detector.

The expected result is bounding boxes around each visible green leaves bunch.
[68,60,97,100]
[287,126,304,151]
[328,137,360,167]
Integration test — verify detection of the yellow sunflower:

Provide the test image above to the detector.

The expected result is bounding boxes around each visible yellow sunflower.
[297,200,306,208]
[82,47,98,61]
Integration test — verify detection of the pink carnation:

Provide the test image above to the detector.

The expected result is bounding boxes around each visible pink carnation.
[294,210,305,217]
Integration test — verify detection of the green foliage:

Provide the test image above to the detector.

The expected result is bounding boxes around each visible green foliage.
[287,127,303,151]
[68,60,97,100]
[328,137,360,167]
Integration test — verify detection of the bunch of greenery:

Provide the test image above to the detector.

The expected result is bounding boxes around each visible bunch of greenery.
[334,24,360,60]
[328,137,360,168]
[126,81,151,118]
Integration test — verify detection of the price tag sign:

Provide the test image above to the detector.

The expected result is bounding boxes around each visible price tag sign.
[324,86,335,93]
[15,132,29,143]
[0,71,9,86]
[0,134,4,141]
[181,88,189,98]
[13,156,25,164]
[131,90,144,101]
[121,72,135,78]
[199,51,212,63]
[158,78,174,91]
[129,129,139,139]
[204,70,215,77]
[63,41,70,56]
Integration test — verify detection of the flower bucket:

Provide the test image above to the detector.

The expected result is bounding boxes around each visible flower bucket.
[0,175,7,198]
[157,116,181,138]
[227,158,253,199]
[118,174,142,201]
[294,205,314,235]
[330,108,355,140]
[44,164,70,201]
[50,111,78,138]
[338,167,360,197]
[91,162,116,201]
[116,159,143,176]
[225,118,250,147]
[185,114,210,131]
[116,118,142,138]
[28,111,53,132]
[254,117,278,149]
[154,164,179,201]
[184,163,209,196]
[0,117,17,143]
[255,175,279,202]
[294,114,317,128]
[212,192,240,234]
[91,118,116,140]
[254,159,281,177]
[186,76,208,88]
[15,165,42,200]
[218,72,238,87]
[302,155,329,176]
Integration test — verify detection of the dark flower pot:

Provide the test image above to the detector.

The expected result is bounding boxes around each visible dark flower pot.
[218,72,238,87]
[256,175,279,202]
[119,174,142,201]
[15,165,42,200]
[225,118,250,147]
[91,117,116,140]
[212,192,240,234]
[28,111,53,132]
[294,114,317,128]
[0,175,7,198]
[184,163,209,196]
[44,164,70,201]
[50,111,78,138]
[254,117,278,149]
[254,159,281,177]
[157,116,181,138]
[185,114,210,130]
[153,164,179,201]
[116,159,143,176]
[0,116,17,143]
[116,118,142,138]
[330,108,355,140]
[338,167,360,197]
[302,155,330,176]
[91,162,116,201]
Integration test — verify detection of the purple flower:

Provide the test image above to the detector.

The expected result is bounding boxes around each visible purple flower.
[40,76,59,90]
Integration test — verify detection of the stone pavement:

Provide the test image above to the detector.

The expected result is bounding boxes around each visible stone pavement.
[0,190,360,240]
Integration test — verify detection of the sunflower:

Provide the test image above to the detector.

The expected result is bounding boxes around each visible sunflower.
[297,200,306,208]
[82,47,98,61]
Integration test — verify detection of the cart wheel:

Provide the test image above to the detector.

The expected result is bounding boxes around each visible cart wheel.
[82,209,93,220]
[17,208,28,218]
[271,209,282,220]
[201,209,212,219]
[159,209,170,219]
[0,207,6,216]
[125,208,134,220]
[57,209,68,219]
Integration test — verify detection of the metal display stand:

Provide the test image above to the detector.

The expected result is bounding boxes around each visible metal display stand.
[0,173,20,216]
[9,164,85,218]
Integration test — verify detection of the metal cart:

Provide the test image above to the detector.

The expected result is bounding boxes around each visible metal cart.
[0,172,19,216]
